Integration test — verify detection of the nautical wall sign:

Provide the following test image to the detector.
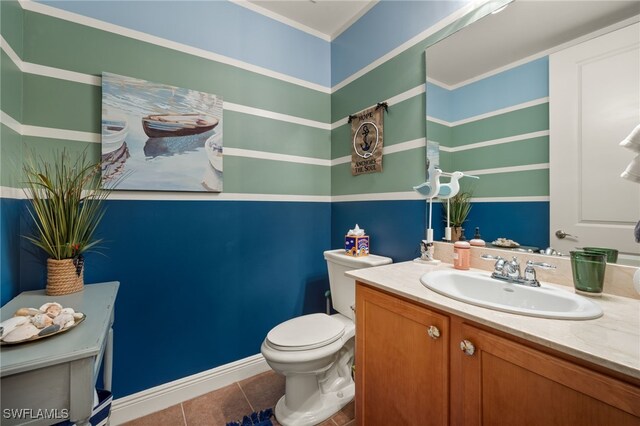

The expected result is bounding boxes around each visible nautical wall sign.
[350,104,386,176]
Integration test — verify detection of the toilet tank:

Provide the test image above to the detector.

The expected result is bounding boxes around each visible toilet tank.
[323,249,392,320]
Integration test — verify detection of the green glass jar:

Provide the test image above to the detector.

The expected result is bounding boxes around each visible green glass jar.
[570,251,607,296]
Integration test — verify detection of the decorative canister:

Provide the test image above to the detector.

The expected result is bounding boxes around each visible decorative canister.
[46,257,84,296]
[453,241,471,270]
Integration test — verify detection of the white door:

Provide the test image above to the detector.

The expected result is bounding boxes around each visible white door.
[550,22,640,260]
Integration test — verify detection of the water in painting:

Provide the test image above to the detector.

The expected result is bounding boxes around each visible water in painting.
[101,72,223,192]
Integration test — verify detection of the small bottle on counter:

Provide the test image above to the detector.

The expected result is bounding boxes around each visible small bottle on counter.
[470,227,486,247]
[453,240,471,270]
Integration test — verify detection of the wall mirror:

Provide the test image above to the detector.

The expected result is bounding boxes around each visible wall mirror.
[425,0,640,265]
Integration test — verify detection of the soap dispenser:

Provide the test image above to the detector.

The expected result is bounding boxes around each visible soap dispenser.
[470,227,486,247]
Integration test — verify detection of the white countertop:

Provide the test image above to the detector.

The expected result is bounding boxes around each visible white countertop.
[347,261,640,380]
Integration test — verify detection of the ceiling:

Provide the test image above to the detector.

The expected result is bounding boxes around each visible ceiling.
[245,0,378,40]
[427,0,640,86]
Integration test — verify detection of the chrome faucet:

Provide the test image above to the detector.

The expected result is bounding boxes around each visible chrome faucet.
[481,255,556,287]
[504,257,521,280]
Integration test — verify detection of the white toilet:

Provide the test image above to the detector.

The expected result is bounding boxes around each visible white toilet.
[261,249,392,426]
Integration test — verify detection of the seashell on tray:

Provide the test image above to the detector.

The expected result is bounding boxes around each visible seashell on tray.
[3,323,40,343]
[0,316,30,338]
[0,302,85,344]
[53,313,75,329]
[61,307,75,316]
[40,302,63,318]
[31,313,54,329]
[15,307,42,317]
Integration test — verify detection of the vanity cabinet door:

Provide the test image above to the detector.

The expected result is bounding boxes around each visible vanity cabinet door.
[457,324,640,426]
[356,283,449,426]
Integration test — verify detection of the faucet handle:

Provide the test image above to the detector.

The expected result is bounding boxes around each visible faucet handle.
[481,254,506,274]
[481,254,503,261]
[526,260,556,270]
[523,261,556,287]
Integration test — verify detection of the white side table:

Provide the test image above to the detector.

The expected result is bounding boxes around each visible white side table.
[1,282,119,426]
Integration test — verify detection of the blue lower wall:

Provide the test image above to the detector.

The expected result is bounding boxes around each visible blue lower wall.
[331,200,550,261]
[17,199,331,398]
[332,200,428,262]
[466,202,550,250]
[2,197,548,397]
[1,197,22,306]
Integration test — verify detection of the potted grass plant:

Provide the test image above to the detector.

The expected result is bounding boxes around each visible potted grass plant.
[443,191,472,242]
[23,150,114,296]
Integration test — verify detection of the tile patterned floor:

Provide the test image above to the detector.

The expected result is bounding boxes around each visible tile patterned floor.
[122,370,355,426]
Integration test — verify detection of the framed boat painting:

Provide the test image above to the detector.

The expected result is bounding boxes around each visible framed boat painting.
[101,72,223,192]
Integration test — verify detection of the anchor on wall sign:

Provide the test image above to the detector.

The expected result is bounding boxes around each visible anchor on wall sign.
[349,103,386,176]
[354,121,379,159]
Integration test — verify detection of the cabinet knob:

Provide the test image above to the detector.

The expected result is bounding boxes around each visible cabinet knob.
[460,339,475,356]
[427,325,440,339]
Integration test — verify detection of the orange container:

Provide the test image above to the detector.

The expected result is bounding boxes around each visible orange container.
[453,241,471,270]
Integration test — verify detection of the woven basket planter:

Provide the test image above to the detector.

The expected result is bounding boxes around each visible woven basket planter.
[46,258,84,296]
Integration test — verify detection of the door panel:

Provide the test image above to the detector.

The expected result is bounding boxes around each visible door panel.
[550,22,640,255]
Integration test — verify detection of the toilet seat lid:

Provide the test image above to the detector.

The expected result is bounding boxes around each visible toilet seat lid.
[266,314,345,351]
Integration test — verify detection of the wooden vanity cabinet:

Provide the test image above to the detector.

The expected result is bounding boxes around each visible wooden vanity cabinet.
[356,283,640,426]
[458,323,640,425]
[355,284,450,426]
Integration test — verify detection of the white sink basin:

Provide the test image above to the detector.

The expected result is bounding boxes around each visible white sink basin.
[420,269,603,320]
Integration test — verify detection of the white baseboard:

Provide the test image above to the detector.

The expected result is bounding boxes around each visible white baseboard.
[109,353,270,425]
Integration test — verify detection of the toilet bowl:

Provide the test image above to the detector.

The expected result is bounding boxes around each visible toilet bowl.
[261,249,392,426]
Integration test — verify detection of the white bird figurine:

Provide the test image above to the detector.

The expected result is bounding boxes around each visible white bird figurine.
[413,168,451,245]
[439,171,480,241]
[413,168,448,199]
[437,171,479,199]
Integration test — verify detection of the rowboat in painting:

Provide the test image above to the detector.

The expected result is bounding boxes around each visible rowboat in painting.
[101,142,130,182]
[205,132,223,172]
[102,118,128,154]
[142,113,219,138]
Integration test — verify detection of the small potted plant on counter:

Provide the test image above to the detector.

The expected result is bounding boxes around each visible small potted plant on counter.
[444,191,472,242]
[23,150,116,296]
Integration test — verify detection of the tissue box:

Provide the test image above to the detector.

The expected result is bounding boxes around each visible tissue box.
[345,234,369,257]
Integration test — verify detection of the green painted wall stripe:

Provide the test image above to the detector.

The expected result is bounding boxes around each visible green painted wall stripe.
[331,125,351,159]
[223,157,330,195]
[460,169,549,197]
[1,50,23,122]
[1,1,23,58]
[23,136,101,165]
[22,74,331,160]
[426,120,451,147]
[23,11,330,123]
[23,135,330,196]
[438,150,454,172]
[225,111,330,160]
[331,42,426,122]
[1,124,22,188]
[331,148,426,196]
[452,103,549,146]
[331,94,425,159]
[453,136,549,171]
[23,74,100,133]
[383,94,425,149]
